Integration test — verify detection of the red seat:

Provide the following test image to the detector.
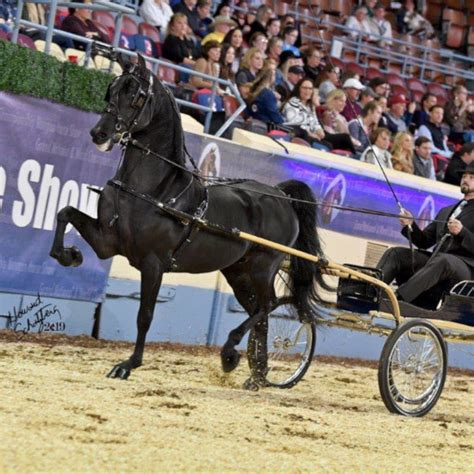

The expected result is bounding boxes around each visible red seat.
[0,29,8,40]
[55,7,68,28]
[92,10,115,39]
[158,60,178,84]
[391,84,409,97]
[365,67,385,81]
[16,33,36,49]
[92,20,111,43]
[426,82,449,105]
[345,62,365,77]
[138,22,161,43]
[223,95,240,118]
[386,73,406,89]
[328,56,344,71]
[121,16,139,36]
[406,77,426,94]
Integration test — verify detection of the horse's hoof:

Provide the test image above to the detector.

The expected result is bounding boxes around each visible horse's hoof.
[107,364,131,380]
[50,246,83,267]
[221,350,241,373]
[243,377,260,391]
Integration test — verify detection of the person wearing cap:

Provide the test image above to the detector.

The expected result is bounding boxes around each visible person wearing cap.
[275,65,305,102]
[385,94,416,135]
[341,78,365,121]
[444,143,474,186]
[202,15,237,44]
[417,105,453,159]
[377,163,474,307]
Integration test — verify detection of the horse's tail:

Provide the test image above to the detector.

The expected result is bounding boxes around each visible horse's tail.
[277,180,332,321]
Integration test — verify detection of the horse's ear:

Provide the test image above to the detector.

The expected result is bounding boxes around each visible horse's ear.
[136,53,146,71]
[116,53,127,71]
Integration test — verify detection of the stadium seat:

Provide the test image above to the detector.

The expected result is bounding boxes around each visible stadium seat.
[0,29,8,41]
[119,33,135,50]
[406,77,426,95]
[426,82,449,106]
[94,55,123,76]
[329,56,344,71]
[444,0,463,8]
[121,16,139,36]
[445,24,466,49]
[345,62,365,77]
[222,95,240,118]
[138,22,161,43]
[426,1,442,26]
[92,10,115,39]
[92,21,112,44]
[16,34,36,49]
[391,84,409,97]
[366,67,385,81]
[54,7,68,28]
[34,40,66,62]
[158,60,178,85]
[385,73,406,89]
[325,0,352,17]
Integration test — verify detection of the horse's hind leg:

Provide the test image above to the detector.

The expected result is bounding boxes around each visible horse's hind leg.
[220,254,281,373]
[50,206,116,266]
[108,254,163,379]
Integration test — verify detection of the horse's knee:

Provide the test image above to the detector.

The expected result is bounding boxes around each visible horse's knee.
[57,205,74,222]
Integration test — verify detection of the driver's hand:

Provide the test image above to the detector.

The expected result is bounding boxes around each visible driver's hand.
[399,208,414,227]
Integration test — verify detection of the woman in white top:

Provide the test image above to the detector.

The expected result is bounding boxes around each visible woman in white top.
[283,78,325,143]
[139,0,173,36]
[360,127,393,168]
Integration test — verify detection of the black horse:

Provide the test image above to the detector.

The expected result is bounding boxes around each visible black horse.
[50,55,329,381]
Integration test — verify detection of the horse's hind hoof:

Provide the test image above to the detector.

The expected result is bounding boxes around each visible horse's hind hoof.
[69,246,83,267]
[107,364,131,380]
[243,377,260,391]
[221,350,241,373]
[50,246,83,267]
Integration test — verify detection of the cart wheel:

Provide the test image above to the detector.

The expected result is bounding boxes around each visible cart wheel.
[247,313,316,389]
[378,319,447,417]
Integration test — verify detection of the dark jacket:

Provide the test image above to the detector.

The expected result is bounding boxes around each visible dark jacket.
[247,88,283,124]
[443,154,466,186]
[402,199,474,269]
[162,34,198,64]
[61,15,109,50]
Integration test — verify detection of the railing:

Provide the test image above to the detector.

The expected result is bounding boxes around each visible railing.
[290,6,474,85]
[10,0,246,137]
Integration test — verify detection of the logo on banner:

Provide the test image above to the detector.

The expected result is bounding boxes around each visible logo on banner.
[321,173,346,224]
[198,142,221,178]
[417,195,435,230]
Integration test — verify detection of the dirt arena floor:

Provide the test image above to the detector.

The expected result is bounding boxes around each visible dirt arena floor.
[0,330,472,473]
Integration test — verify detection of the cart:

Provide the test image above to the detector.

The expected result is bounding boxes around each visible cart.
[233,231,474,418]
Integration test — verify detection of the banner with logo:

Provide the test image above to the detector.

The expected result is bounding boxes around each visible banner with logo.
[0,92,119,302]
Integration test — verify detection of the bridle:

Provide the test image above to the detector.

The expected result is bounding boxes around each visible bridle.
[104,64,155,140]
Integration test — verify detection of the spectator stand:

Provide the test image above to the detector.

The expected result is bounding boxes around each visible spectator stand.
[9,0,246,137]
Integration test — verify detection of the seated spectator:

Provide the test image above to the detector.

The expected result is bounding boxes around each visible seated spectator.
[360,128,393,168]
[341,78,366,121]
[243,7,257,37]
[172,0,199,34]
[266,18,281,39]
[267,37,283,64]
[236,47,263,84]
[319,109,357,154]
[247,67,283,125]
[194,0,213,38]
[417,105,453,159]
[369,77,390,98]
[162,13,199,65]
[444,143,474,186]
[202,15,236,45]
[214,1,232,18]
[444,85,474,144]
[0,3,12,33]
[356,0,377,17]
[369,3,392,47]
[385,95,415,135]
[280,26,300,56]
[249,32,268,56]
[412,136,436,180]
[61,0,109,50]
[359,87,376,108]
[303,46,324,82]
[190,40,221,89]
[282,78,327,148]
[218,43,236,87]
[326,89,362,150]
[280,14,296,30]
[396,0,434,39]
[346,6,373,41]
[412,93,437,130]
[316,64,341,103]
[223,28,244,71]
[391,131,415,174]
[348,101,383,155]
[247,5,273,39]
[232,0,249,32]
[140,0,174,35]
[275,65,305,103]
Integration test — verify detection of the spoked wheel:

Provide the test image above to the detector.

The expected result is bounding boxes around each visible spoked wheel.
[247,313,316,389]
[378,319,447,417]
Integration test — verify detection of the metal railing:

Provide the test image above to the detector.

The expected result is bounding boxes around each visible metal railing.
[10,0,246,137]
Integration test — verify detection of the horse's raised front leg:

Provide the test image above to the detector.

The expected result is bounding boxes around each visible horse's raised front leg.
[108,255,163,380]
[50,205,116,266]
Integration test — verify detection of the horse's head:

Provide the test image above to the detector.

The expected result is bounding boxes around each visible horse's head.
[91,54,156,152]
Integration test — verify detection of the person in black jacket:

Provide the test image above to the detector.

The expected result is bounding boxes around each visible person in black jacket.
[377,163,474,305]
[444,143,474,186]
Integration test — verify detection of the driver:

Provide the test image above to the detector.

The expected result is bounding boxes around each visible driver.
[377,163,474,304]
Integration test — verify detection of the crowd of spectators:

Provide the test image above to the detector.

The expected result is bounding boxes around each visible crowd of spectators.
[4,0,473,184]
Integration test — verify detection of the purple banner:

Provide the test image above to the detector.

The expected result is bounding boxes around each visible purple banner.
[0,93,119,302]
[185,134,461,245]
